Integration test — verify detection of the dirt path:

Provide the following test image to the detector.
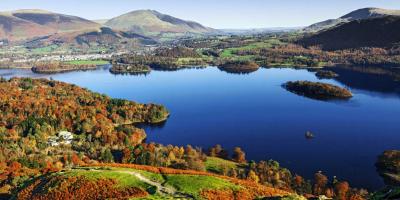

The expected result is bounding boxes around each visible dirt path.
[117,171,176,195]
[113,170,194,199]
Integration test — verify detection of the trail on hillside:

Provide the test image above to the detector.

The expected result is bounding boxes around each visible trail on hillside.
[113,170,194,199]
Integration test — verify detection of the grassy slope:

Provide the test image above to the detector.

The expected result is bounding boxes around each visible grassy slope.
[220,39,285,60]
[55,167,241,199]
[205,156,241,174]
[17,162,293,199]
[65,169,151,189]
[164,174,240,198]
[65,60,110,65]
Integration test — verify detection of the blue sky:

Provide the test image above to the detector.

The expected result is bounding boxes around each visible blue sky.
[1,0,400,28]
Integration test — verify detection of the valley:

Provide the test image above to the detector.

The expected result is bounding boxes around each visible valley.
[0,3,400,200]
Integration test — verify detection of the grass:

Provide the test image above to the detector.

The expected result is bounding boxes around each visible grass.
[64,169,151,189]
[164,174,240,199]
[256,194,307,200]
[65,60,109,65]
[30,45,59,54]
[134,194,176,200]
[205,157,241,174]
[107,167,165,183]
[220,38,285,59]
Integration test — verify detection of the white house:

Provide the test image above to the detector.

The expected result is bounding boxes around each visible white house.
[48,131,74,146]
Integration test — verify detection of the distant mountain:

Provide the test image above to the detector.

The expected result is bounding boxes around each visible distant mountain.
[304,7,400,32]
[104,10,216,38]
[24,27,156,49]
[93,19,109,25]
[0,9,100,41]
[220,27,301,35]
[299,16,400,50]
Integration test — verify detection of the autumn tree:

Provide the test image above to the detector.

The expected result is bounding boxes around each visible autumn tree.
[232,147,246,163]
[314,172,328,195]
[335,181,350,200]
[247,170,260,183]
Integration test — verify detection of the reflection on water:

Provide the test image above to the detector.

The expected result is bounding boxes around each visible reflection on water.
[328,66,400,98]
[1,65,400,190]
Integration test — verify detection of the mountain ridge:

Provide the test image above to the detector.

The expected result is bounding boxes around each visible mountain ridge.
[299,15,400,50]
[0,9,101,41]
[104,9,216,38]
[304,7,400,32]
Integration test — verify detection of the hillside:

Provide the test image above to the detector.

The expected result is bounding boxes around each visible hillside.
[23,27,157,50]
[304,7,400,32]
[0,9,100,41]
[15,164,293,200]
[0,11,53,41]
[299,16,400,50]
[104,10,215,38]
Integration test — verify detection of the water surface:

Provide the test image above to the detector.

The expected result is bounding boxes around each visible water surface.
[1,66,399,189]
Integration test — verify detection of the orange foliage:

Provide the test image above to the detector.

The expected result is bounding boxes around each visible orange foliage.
[16,176,148,200]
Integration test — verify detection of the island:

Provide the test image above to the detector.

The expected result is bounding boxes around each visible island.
[218,61,260,74]
[110,63,151,74]
[31,60,109,74]
[315,70,339,79]
[283,81,353,100]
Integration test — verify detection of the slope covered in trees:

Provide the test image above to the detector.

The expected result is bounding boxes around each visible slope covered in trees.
[0,77,169,165]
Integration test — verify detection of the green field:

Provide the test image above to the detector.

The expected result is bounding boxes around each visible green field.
[30,45,59,54]
[65,60,110,65]
[164,174,240,198]
[220,38,285,59]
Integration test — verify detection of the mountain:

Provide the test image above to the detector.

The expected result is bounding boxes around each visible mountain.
[220,27,302,35]
[0,9,100,41]
[93,19,109,25]
[24,27,156,49]
[104,10,215,38]
[304,7,400,32]
[299,16,400,50]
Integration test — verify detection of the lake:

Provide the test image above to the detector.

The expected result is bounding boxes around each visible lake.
[1,65,399,189]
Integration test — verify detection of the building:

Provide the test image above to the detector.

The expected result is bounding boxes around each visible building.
[48,131,74,146]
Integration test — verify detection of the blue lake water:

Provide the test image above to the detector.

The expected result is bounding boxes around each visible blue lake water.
[1,66,400,189]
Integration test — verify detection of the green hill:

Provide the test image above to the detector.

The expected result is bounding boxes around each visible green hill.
[104,10,216,38]
[15,165,292,200]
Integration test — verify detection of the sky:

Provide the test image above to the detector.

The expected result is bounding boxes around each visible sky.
[1,0,400,29]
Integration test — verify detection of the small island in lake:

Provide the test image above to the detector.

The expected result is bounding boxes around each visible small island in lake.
[218,61,260,74]
[283,81,353,100]
[110,63,152,74]
[315,70,339,79]
[31,60,109,74]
